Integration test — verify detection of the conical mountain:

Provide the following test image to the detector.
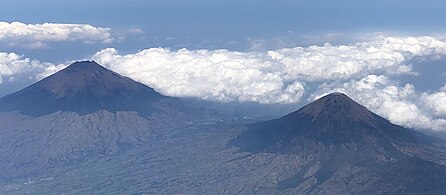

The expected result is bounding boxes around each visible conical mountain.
[0,61,220,179]
[296,92,375,123]
[0,61,165,116]
[229,92,446,193]
[230,92,434,152]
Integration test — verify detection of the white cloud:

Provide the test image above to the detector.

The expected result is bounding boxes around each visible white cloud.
[0,51,64,84]
[0,21,113,48]
[311,75,446,130]
[93,48,304,104]
[37,64,67,79]
[3,34,446,130]
[269,36,446,81]
[92,35,446,105]
[22,42,48,49]
[420,85,446,116]
[126,28,144,34]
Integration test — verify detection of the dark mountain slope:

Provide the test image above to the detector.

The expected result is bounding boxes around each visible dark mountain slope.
[0,61,223,179]
[0,61,166,116]
[230,92,439,153]
[229,92,446,194]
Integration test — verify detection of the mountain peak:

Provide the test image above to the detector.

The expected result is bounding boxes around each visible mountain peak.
[293,92,375,123]
[229,91,409,152]
[0,61,166,116]
[64,60,104,71]
[229,93,446,194]
[39,60,132,98]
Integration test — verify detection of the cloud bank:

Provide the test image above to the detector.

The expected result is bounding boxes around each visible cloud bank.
[270,36,446,80]
[421,86,446,116]
[93,48,305,103]
[90,35,446,130]
[0,22,113,48]
[2,35,446,130]
[93,36,446,102]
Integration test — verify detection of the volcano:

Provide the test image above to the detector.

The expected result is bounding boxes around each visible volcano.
[230,92,446,193]
[229,92,434,152]
[0,61,165,116]
[0,61,220,179]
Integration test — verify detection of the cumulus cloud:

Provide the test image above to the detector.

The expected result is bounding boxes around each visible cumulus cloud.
[0,51,64,84]
[0,21,113,48]
[92,35,446,105]
[420,85,446,116]
[269,36,446,81]
[311,75,446,130]
[3,34,446,130]
[93,48,305,104]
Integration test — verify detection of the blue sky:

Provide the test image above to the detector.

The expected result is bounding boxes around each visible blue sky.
[1,0,446,130]
[2,0,446,61]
